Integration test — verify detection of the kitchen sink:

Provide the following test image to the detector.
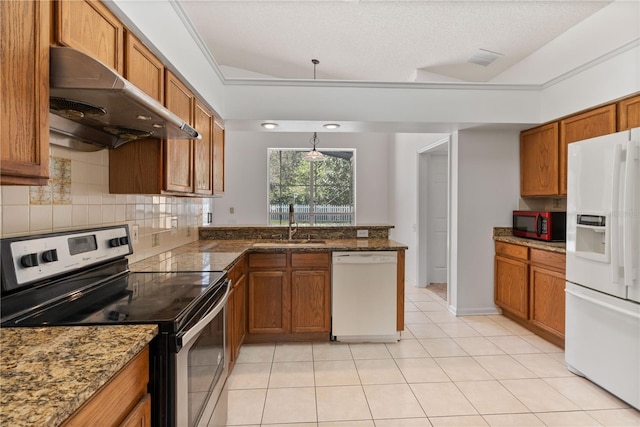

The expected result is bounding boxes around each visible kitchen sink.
[252,240,326,247]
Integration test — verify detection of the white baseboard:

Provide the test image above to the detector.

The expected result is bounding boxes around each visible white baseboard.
[447,306,502,316]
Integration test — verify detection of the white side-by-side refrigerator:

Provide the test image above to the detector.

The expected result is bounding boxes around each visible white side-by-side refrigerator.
[565,127,640,410]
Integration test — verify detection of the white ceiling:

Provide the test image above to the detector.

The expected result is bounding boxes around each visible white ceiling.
[180,0,611,83]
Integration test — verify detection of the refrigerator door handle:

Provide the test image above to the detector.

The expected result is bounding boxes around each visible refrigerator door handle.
[611,143,623,284]
[623,140,638,288]
[566,287,640,318]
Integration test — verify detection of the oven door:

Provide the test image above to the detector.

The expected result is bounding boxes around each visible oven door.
[175,280,230,427]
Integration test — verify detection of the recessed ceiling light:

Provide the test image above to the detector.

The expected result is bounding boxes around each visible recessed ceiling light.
[323,123,340,130]
[261,122,278,129]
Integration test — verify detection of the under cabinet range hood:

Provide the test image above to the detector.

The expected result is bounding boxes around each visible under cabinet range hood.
[49,46,200,150]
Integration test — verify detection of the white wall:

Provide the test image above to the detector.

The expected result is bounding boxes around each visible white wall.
[449,129,520,315]
[214,132,391,225]
[389,133,449,285]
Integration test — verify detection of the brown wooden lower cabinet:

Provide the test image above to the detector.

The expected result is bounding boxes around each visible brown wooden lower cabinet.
[61,346,150,427]
[246,252,330,342]
[227,255,247,373]
[249,269,290,334]
[495,254,528,320]
[494,241,566,347]
[291,269,331,333]
[530,264,565,339]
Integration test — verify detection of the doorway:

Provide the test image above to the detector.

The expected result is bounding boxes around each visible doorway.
[417,138,450,302]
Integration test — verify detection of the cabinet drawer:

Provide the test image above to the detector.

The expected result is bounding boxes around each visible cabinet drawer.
[249,253,287,269]
[495,242,528,260]
[530,249,565,271]
[291,252,330,269]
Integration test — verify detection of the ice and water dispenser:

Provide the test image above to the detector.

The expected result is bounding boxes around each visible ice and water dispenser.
[575,214,608,262]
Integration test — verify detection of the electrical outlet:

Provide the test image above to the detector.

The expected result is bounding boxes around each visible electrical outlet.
[152,233,160,247]
[132,281,139,299]
[132,224,139,244]
[230,207,235,214]
[171,217,178,235]
[357,229,369,238]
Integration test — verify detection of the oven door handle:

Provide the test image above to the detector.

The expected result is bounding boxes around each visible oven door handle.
[177,280,230,349]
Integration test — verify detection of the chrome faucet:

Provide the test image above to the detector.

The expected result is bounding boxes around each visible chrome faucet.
[288,203,298,240]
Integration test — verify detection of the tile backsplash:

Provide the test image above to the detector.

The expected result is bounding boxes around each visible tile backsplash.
[1,144,213,264]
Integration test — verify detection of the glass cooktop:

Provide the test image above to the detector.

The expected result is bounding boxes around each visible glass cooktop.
[10,270,227,330]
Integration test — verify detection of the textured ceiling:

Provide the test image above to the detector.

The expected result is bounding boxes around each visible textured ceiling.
[180,0,611,82]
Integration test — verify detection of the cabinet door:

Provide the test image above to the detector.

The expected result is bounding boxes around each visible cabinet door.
[233,273,247,358]
[248,270,290,334]
[530,265,565,339]
[617,95,640,131]
[164,71,194,193]
[520,123,559,197]
[194,100,214,195]
[124,32,164,103]
[291,269,331,333]
[227,286,236,367]
[55,0,124,73]
[0,0,49,185]
[213,119,225,195]
[494,255,528,319]
[559,104,616,195]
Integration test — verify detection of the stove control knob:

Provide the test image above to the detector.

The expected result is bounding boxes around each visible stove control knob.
[42,249,58,263]
[109,238,122,247]
[20,253,39,268]
[119,236,129,246]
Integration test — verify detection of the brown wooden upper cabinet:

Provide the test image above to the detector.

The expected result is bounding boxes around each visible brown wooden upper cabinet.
[124,32,164,103]
[0,0,50,186]
[164,71,195,194]
[213,119,225,195]
[559,104,616,195]
[617,95,640,131]
[194,100,214,196]
[54,0,124,74]
[520,123,559,197]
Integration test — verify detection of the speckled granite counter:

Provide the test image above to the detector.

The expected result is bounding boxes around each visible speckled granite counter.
[0,325,157,427]
[493,227,566,254]
[199,224,394,240]
[129,238,407,272]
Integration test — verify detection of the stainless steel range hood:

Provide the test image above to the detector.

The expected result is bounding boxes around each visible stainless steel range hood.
[49,46,200,150]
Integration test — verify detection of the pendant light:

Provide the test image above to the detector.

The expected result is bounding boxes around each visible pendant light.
[303,132,325,161]
[303,59,326,162]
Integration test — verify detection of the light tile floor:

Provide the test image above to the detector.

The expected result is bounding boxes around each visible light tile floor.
[216,284,640,427]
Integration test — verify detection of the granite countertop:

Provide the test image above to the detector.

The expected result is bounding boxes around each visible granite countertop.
[493,227,566,254]
[130,239,408,272]
[0,325,158,427]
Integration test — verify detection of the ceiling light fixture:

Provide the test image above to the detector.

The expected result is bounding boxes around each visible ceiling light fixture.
[323,123,340,130]
[303,59,326,162]
[261,122,278,129]
[303,132,326,161]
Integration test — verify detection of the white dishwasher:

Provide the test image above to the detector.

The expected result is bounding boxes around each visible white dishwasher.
[331,251,399,342]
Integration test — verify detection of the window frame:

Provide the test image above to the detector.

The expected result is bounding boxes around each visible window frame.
[266,147,357,226]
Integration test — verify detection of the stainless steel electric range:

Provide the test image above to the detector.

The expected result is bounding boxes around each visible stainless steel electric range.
[0,225,229,427]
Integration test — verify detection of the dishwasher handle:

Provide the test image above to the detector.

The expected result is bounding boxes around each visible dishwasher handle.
[332,252,397,264]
